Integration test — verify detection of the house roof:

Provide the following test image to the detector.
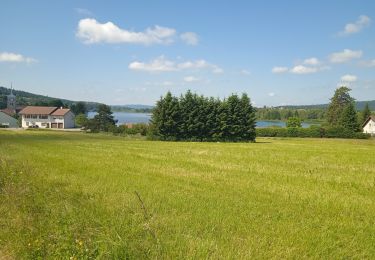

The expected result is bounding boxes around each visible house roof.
[51,108,71,116]
[0,111,18,127]
[362,115,375,127]
[19,106,58,115]
[0,108,16,116]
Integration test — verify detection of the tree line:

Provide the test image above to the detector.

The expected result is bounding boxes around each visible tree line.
[256,107,326,121]
[79,86,372,140]
[150,90,256,142]
[256,89,373,128]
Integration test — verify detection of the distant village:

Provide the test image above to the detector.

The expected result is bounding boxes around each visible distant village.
[0,88,75,129]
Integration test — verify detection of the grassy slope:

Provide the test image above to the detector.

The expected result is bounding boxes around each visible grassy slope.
[0,131,374,259]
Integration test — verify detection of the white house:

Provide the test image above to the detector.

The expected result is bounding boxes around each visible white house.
[19,106,75,129]
[362,116,375,136]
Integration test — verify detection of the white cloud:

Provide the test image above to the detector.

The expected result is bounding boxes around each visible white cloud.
[290,65,330,74]
[129,56,177,72]
[76,18,176,45]
[329,49,362,63]
[129,56,223,74]
[341,74,357,82]
[290,65,318,74]
[360,59,375,67]
[183,76,200,82]
[0,52,37,63]
[75,8,93,16]
[272,66,288,73]
[240,69,251,75]
[268,92,275,97]
[273,59,329,75]
[339,15,371,36]
[303,57,320,65]
[180,32,199,45]
[177,59,223,73]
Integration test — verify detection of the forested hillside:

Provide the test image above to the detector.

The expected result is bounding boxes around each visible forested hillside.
[0,86,101,111]
[277,100,375,111]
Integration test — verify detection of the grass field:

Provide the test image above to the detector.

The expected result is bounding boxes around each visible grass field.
[1,130,375,259]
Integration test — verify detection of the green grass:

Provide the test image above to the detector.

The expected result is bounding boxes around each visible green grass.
[1,130,375,259]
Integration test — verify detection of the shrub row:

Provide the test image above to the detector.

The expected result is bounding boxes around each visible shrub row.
[256,126,370,139]
[106,123,149,136]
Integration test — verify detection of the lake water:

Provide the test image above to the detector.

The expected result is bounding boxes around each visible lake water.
[88,112,152,124]
[88,112,316,128]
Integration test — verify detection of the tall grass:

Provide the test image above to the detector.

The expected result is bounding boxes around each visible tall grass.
[0,130,375,258]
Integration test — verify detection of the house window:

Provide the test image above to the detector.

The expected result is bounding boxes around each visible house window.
[39,115,48,119]
[25,115,31,119]
[31,115,37,119]
[26,122,29,126]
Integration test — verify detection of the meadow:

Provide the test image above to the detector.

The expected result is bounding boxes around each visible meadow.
[0,130,374,259]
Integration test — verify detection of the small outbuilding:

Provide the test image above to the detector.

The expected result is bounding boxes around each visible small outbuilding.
[0,111,19,128]
[362,116,375,136]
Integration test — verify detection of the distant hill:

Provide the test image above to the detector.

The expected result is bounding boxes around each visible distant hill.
[277,100,375,111]
[1,86,372,113]
[111,105,153,113]
[0,86,101,111]
[124,104,154,109]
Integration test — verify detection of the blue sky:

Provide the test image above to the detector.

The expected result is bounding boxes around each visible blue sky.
[0,0,374,106]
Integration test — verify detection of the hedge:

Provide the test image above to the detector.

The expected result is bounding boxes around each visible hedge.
[256,126,370,139]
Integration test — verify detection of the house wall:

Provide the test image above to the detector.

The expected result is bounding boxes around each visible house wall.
[22,112,75,129]
[363,119,375,135]
[22,115,53,128]
[63,111,75,128]
[50,115,65,128]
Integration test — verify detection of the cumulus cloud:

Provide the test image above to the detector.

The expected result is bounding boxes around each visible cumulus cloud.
[180,32,199,45]
[178,60,223,73]
[0,52,37,63]
[339,15,371,36]
[268,92,275,97]
[290,65,319,74]
[329,49,362,63]
[76,18,176,45]
[129,57,177,72]
[129,56,223,74]
[272,66,288,73]
[183,76,200,82]
[303,57,320,65]
[272,60,329,75]
[291,65,330,74]
[341,74,357,82]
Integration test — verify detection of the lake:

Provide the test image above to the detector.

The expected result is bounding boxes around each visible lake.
[88,112,317,128]
[88,112,152,124]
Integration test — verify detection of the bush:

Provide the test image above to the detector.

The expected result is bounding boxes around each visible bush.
[286,117,302,128]
[113,123,150,136]
[256,126,370,139]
